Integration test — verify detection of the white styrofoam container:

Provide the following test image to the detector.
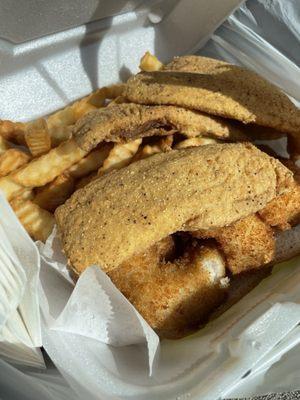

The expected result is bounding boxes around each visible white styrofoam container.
[1,1,300,399]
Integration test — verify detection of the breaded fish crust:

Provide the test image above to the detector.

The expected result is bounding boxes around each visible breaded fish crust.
[259,182,300,229]
[109,238,227,338]
[194,215,275,274]
[194,169,300,275]
[72,103,245,152]
[55,143,292,274]
[125,56,300,135]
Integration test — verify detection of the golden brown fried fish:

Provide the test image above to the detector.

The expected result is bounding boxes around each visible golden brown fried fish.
[125,55,300,135]
[72,103,246,152]
[259,181,300,230]
[193,215,275,274]
[109,238,227,338]
[55,143,292,275]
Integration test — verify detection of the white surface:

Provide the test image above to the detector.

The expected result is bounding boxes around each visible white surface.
[1,0,300,399]
[0,195,43,367]
[0,0,242,121]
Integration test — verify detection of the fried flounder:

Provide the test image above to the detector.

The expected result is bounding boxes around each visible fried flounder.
[109,238,227,338]
[193,176,300,275]
[73,103,245,152]
[55,143,296,338]
[125,55,300,135]
[194,215,275,274]
[55,143,292,274]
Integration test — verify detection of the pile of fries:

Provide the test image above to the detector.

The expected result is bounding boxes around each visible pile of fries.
[0,53,209,242]
[0,83,124,241]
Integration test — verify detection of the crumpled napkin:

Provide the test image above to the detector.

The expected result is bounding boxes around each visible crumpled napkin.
[0,194,43,367]
[37,228,160,374]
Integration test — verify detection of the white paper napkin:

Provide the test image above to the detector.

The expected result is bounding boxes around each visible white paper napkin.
[0,193,43,367]
[38,229,160,375]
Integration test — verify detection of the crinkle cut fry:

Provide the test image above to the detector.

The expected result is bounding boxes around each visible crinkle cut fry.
[68,145,112,178]
[0,139,87,201]
[34,173,75,212]
[139,52,163,72]
[0,87,107,147]
[0,120,26,145]
[24,119,51,157]
[10,198,55,242]
[132,136,171,162]
[0,149,30,177]
[0,136,11,154]
[98,139,142,175]
[33,145,112,212]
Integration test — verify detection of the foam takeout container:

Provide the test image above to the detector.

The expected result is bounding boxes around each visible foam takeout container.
[1,1,300,399]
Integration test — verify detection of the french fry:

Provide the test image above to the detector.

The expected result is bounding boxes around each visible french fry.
[0,87,107,149]
[104,84,125,99]
[25,119,51,157]
[10,198,55,242]
[133,143,162,161]
[0,120,26,145]
[60,87,106,122]
[41,88,106,147]
[15,189,34,201]
[160,135,173,151]
[72,93,104,121]
[107,96,127,107]
[68,145,112,179]
[0,149,30,177]
[139,52,163,72]
[0,139,87,200]
[11,139,87,187]
[132,136,173,162]
[46,108,76,146]
[34,173,75,212]
[174,137,218,149]
[75,172,98,190]
[0,176,26,200]
[68,146,112,190]
[98,139,142,175]
[83,87,107,107]
[0,136,11,154]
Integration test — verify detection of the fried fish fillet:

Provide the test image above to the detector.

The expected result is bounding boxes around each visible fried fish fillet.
[109,221,300,339]
[259,181,300,229]
[193,215,275,274]
[108,238,227,338]
[72,103,246,152]
[55,143,292,274]
[193,169,300,275]
[125,55,300,135]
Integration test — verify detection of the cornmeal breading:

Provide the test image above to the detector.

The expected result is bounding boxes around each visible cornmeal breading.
[55,143,292,274]
[193,215,275,274]
[259,181,300,230]
[193,171,300,275]
[125,56,300,135]
[109,239,227,338]
[72,103,246,152]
